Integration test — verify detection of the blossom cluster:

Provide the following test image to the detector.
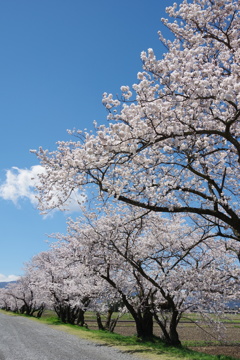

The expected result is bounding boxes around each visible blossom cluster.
[33,0,240,241]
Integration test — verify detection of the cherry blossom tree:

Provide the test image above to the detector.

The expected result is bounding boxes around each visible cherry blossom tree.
[47,229,137,332]
[29,0,240,346]
[33,0,240,242]
[0,287,17,312]
[56,205,240,346]
[27,248,97,325]
[3,275,45,317]
[29,240,122,328]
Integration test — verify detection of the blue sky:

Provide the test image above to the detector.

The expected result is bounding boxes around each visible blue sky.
[0,0,176,281]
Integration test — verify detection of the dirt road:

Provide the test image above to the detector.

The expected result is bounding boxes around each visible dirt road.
[0,313,139,360]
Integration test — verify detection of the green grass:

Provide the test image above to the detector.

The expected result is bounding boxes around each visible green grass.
[0,309,239,360]
[84,311,134,321]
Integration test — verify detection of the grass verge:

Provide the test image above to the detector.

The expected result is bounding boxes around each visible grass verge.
[0,310,238,360]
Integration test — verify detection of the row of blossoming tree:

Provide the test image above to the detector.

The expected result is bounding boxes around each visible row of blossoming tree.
[1,206,240,346]
[1,0,240,348]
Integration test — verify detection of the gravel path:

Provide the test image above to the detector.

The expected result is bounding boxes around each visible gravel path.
[0,313,141,360]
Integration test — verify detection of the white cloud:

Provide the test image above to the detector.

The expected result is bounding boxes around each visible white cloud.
[0,165,44,206]
[0,166,85,214]
[0,274,20,282]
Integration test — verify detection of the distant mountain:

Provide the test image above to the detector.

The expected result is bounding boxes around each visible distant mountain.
[0,281,17,288]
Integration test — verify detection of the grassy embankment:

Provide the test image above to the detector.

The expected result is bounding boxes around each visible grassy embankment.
[0,309,239,360]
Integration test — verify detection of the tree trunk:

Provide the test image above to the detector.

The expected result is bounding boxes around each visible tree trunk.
[100,274,154,339]
[76,308,85,326]
[109,318,118,333]
[153,309,181,347]
[96,312,105,330]
[134,310,153,340]
[169,310,181,347]
[104,309,113,331]
[36,304,45,318]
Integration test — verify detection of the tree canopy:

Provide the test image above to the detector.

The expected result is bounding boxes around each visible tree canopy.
[34,0,240,241]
